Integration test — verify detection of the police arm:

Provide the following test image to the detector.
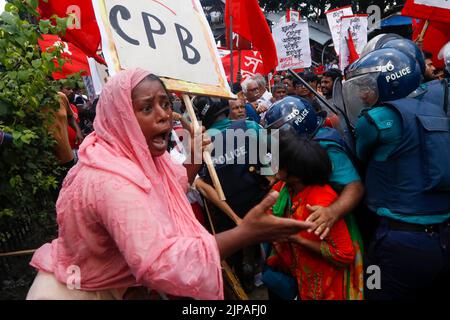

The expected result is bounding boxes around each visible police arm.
[215,192,313,259]
[305,181,365,239]
[194,177,242,225]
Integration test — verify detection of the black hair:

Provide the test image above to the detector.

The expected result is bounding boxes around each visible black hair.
[302,72,319,83]
[322,68,343,81]
[423,50,433,60]
[142,74,171,97]
[272,83,288,93]
[294,72,319,87]
[279,132,331,186]
[191,96,229,129]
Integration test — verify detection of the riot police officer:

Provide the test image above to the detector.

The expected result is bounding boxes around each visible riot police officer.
[344,47,450,299]
[192,96,271,292]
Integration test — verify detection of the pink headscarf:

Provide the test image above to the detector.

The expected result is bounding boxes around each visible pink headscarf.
[31,69,223,299]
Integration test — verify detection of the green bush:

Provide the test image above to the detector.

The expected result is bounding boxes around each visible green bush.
[0,0,81,238]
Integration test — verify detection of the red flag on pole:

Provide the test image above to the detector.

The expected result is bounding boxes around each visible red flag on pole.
[221,50,264,83]
[346,29,360,65]
[412,19,450,69]
[402,1,450,69]
[38,34,91,80]
[38,0,105,64]
[225,0,278,74]
[402,0,450,24]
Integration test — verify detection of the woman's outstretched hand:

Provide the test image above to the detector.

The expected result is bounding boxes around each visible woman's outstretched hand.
[215,191,313,259]
[241,191,313,243]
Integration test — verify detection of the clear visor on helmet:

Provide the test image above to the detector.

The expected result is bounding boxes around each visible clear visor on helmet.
[438,41,450,72]
[342,73,379,127]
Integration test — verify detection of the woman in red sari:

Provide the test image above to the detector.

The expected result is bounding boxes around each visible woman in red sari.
[267,134,355,300]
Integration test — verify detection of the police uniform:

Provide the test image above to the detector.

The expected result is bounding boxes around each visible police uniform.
[355,98,450,299]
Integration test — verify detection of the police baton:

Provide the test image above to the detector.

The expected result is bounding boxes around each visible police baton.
[182,94,226,201]
[287,68,340,116]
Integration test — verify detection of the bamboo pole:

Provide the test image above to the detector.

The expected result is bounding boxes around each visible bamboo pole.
[182,94,226,200]
[0,249,36,257]
[415,20,430,48]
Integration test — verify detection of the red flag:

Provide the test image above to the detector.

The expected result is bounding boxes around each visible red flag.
[221,50,264,83]
[412,19,450,69]
[38,0,104,64]
[346,29,360,64]
[38,34,90,80]
[402,0,450,24]
[225,0,278,74]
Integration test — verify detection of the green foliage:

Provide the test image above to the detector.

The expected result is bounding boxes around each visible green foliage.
[0,0,80,232]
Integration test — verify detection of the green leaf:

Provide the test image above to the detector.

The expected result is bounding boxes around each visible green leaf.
[0,11,17,26]
[15,109,25,118]
[18,70,31,82]
[4,3,18,13]
[39,20,51,34]
[26,0,39,10]
[0,99,11,116]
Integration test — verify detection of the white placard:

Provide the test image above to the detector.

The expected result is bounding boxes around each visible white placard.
[339,15,368,71]
[273,20,311,71]
[92,0,232,98]
[325,5,354,56]
[414,0,450,9]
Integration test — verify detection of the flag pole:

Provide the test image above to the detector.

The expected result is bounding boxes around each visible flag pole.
[238,44,242,80]
[228,0,234,87]
[415,19,429,49]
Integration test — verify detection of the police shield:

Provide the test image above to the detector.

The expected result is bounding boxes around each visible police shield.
[332,79,356,152]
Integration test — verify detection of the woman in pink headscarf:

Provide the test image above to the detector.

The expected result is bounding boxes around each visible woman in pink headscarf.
[27,69,311,300]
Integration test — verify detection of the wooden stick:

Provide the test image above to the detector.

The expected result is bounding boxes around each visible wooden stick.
[222,261,249,300]
[182,94,226,201]
[415,20,429,45]
[0,249,36,257]
[203,197,217,235]
[202,196,248,300]
[196,178,242,225]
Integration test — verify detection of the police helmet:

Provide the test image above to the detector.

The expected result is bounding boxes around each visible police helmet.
[360,33,403,58]
[264,96,324,137]
[191,96,229,129]
[438,41,450,74]
[380,38,426,75]
[343,47,421,126]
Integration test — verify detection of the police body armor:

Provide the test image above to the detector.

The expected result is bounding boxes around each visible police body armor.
[412,79,450,117]
[207,120,268,219]
[365,97,450,216]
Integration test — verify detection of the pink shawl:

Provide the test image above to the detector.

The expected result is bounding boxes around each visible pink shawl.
[30,69,223,299]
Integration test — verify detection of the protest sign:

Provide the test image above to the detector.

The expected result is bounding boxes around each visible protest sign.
[339,15,368,71]
[273,20,311,71]
[325,5,354,56]
[92,0,233,98]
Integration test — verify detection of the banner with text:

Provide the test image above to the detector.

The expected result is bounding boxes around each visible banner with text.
[415,0,450,9]
[325,5,354,56]
[221,50,265,83]
[92,0,232,98]
[273,20,311,71]
[402,0,450,23]
[339,15,368,71]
